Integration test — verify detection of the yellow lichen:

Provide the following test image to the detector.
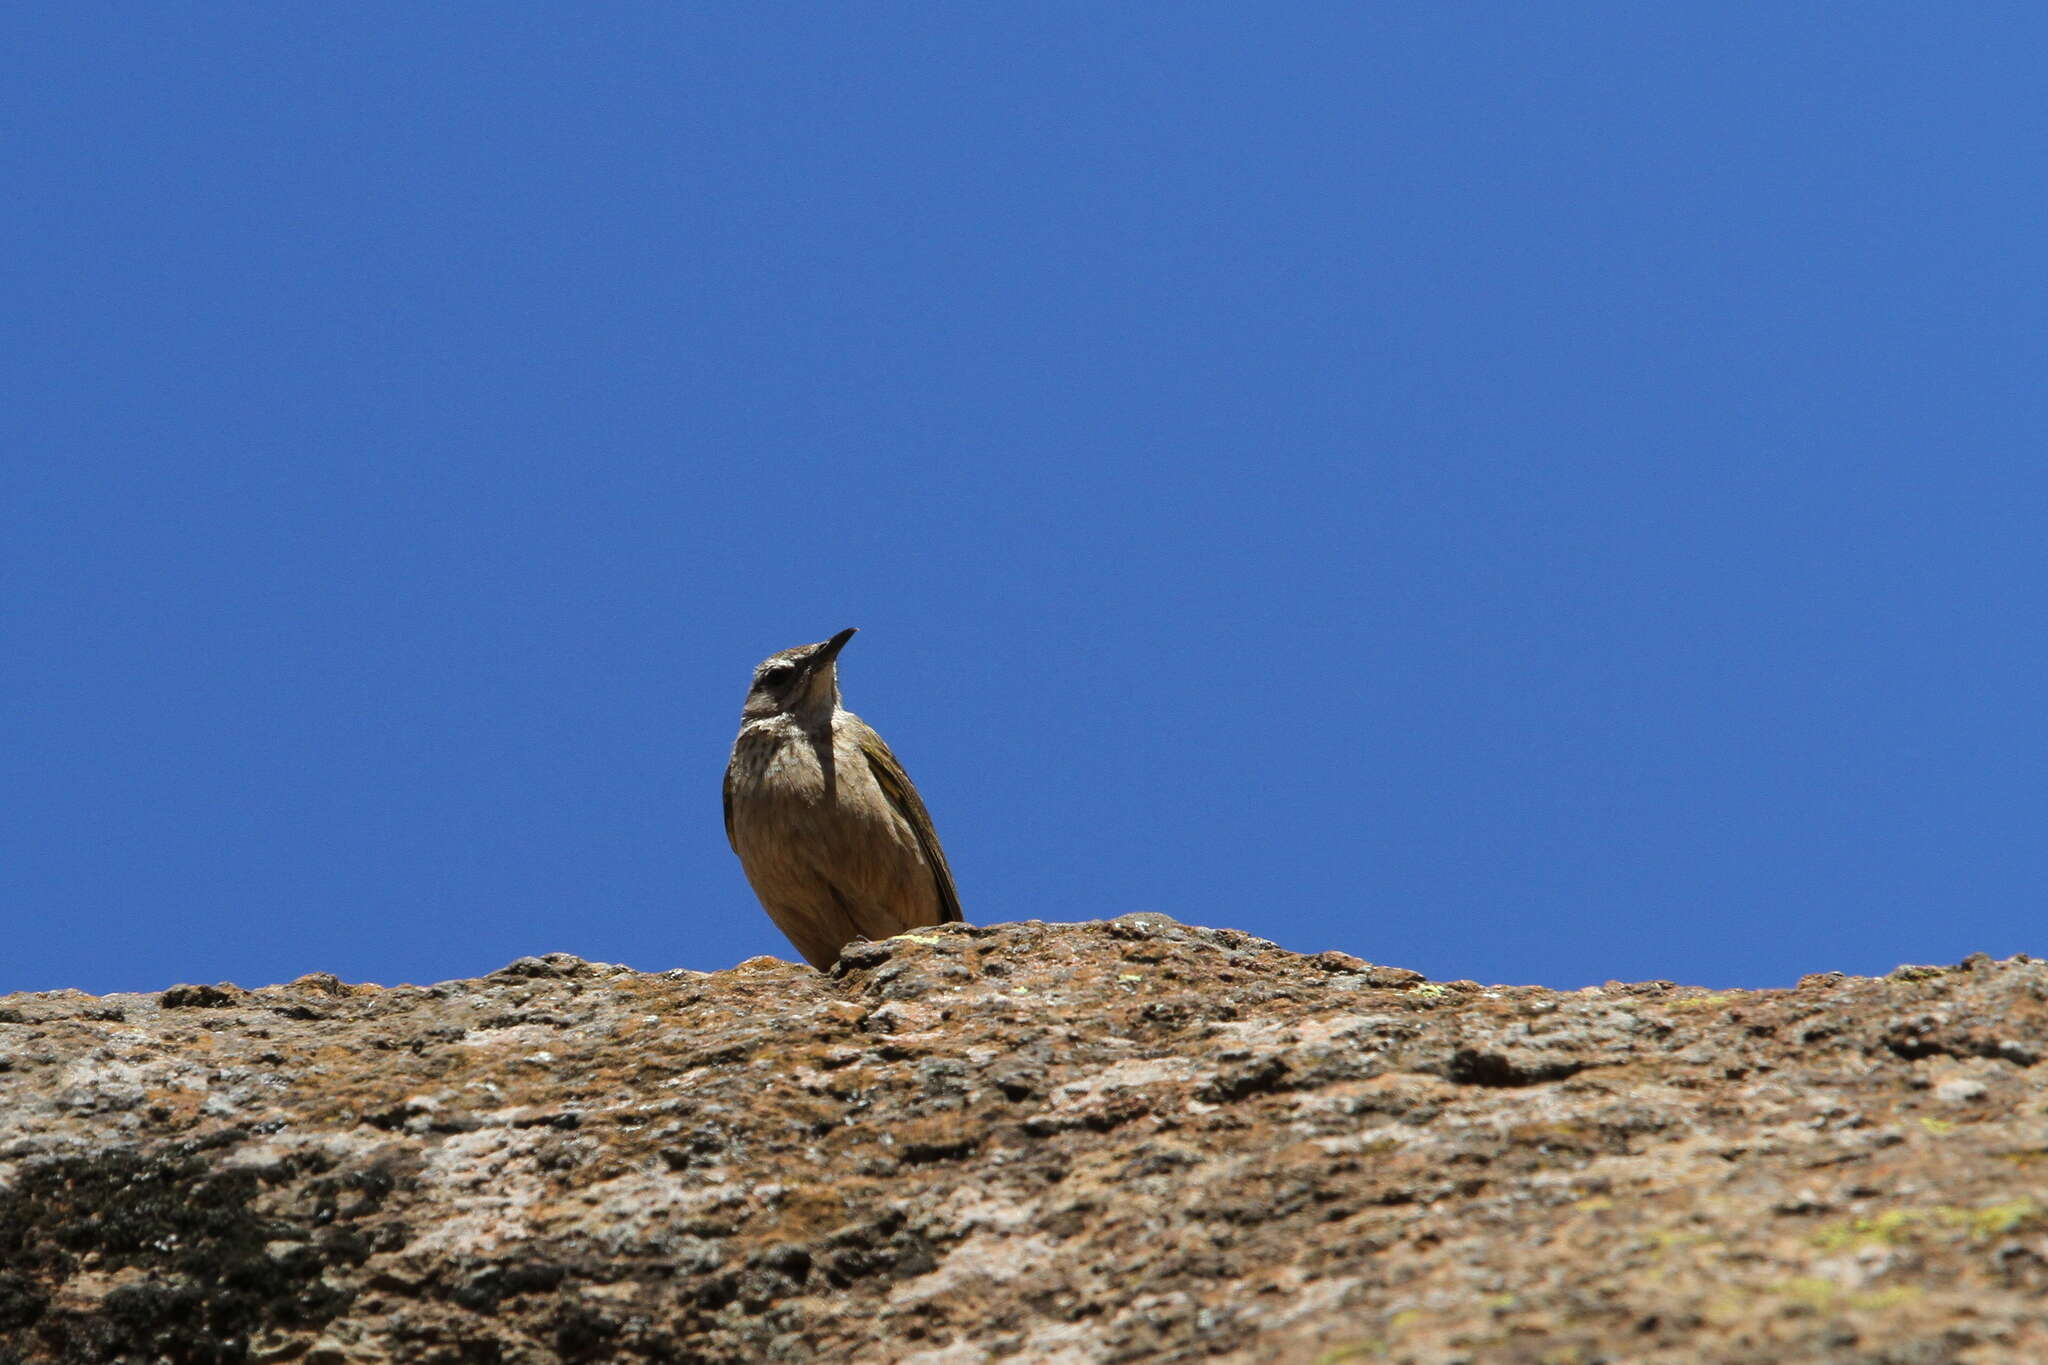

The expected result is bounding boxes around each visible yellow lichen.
[1663,992,1742,1011]
[1646,1226,1717,1252]
[1811,1208,1920,1250]
[1812,1199,2042,1251]
[1935,1198,2041,1238]
[1773,1277,1923,1312]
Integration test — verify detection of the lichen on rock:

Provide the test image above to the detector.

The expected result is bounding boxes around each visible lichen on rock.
[0,921,2043,1362]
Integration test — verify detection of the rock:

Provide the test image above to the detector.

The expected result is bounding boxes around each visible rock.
[835,939,896,971]
[158,982,244,1009]
[486,953,630,980]
[0,924,2043,1362]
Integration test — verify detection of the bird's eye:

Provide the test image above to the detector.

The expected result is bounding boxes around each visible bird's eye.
[759,664,797,687]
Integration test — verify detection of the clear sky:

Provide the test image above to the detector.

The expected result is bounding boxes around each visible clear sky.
[9,6,2045,995]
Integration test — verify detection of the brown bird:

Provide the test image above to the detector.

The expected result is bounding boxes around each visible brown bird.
[723,628,962,968]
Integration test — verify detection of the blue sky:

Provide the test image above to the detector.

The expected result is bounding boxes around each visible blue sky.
[8,6,2045,994]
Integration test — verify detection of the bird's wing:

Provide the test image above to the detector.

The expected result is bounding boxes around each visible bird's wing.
[721,762,739,854]
[858,729,964,923]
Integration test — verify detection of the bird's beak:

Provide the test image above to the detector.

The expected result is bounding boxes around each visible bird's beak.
[810,627,858,671]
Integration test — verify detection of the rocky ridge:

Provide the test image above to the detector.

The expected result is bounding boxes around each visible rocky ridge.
[0,916,2045,1363]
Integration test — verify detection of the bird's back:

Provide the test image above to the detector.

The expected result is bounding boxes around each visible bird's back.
[725,711,959,967]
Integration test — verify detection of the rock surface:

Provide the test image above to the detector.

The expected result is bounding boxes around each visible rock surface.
[0,917,2044,1363]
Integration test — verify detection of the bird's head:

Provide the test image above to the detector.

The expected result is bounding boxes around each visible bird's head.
[741,627,856,725]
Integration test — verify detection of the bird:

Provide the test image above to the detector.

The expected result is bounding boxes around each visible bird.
[723,628,962,969]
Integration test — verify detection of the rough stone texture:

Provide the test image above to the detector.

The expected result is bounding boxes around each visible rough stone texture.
[0,919,2044,1363]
